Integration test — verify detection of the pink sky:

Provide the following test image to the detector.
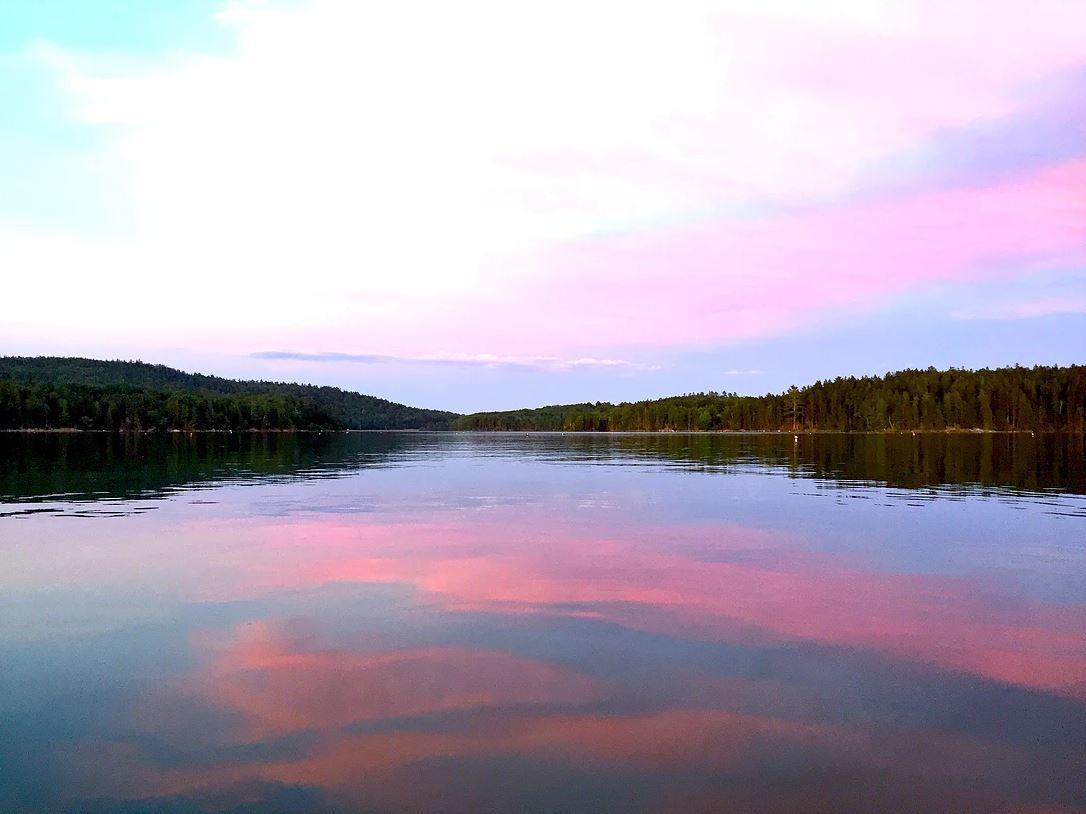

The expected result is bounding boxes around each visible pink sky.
[3,0,1085,408]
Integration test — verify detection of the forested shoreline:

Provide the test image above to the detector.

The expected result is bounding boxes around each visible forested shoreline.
[0,357,456,431]
[3,359,1085,434]
[454,366,1086,432]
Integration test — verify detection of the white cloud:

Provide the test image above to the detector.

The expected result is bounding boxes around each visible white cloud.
[6,0,1086,359]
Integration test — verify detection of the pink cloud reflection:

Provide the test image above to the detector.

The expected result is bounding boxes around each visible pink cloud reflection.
[189,512,1086,699]
[84,617,1071,812]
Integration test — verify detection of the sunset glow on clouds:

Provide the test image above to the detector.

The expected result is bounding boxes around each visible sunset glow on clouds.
[2,0,1085,408]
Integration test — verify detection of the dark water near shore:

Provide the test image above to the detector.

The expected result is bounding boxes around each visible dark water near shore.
[2,432,1084,813]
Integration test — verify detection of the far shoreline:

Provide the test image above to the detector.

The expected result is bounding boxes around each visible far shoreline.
[1,428,1073,436]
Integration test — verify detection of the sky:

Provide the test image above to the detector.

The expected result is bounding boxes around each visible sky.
[1,0,1084,412]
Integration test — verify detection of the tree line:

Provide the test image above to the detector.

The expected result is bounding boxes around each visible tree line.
[0,379,342,432]
[0,357,457,431]
[6,359,1084,434]
[453,365,1086,432]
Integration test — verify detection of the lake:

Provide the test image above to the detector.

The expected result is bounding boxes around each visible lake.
[2,432,1084,813]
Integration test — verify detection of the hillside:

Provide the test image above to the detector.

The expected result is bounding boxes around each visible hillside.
[5,358,1084,434]
[0,357,458,431]
[453,365,1086,432]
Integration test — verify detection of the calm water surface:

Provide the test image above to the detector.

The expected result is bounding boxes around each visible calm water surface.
[2,432,1085,813]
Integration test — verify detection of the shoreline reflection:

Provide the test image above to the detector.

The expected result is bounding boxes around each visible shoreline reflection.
[1,434,1083,813]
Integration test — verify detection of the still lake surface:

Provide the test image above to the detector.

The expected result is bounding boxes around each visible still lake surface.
[2,432,1084,813]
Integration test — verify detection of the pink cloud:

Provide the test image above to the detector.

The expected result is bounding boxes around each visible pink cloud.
[431,159,1086,353]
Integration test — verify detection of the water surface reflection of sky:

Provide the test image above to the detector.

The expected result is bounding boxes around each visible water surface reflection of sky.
[1,434,1084,813]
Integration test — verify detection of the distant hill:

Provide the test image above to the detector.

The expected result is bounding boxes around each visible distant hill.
[0,357,458,431]
[6,358,1083,435]
[453,365,1086,432]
